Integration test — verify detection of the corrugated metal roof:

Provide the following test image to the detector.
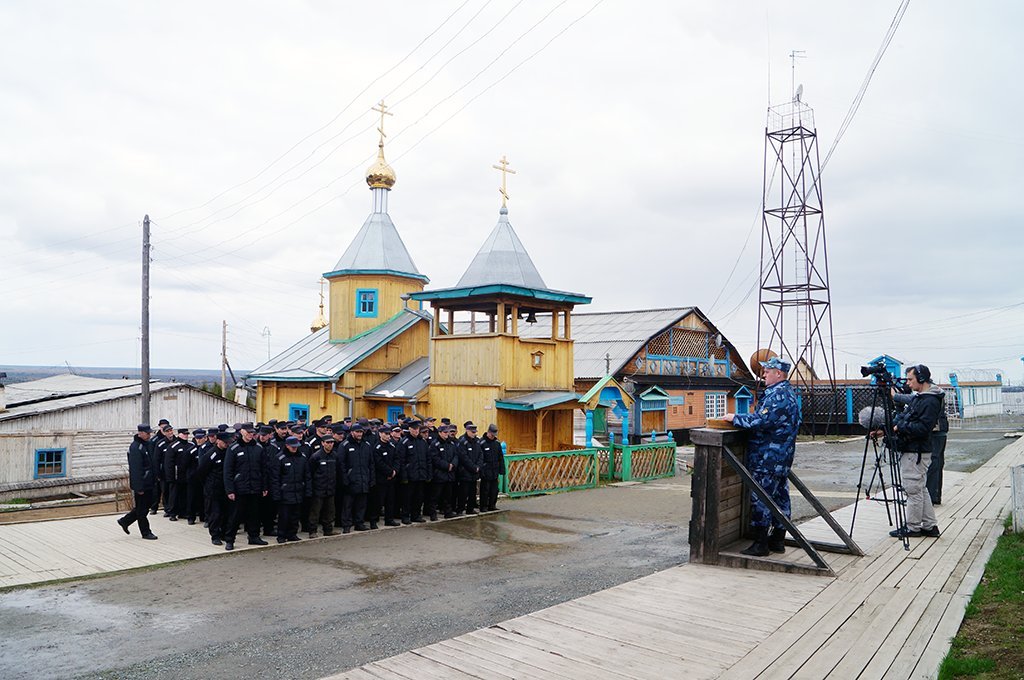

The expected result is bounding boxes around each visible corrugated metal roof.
[365,357,430,399]
[326,211,426,281]
[0,382,178,422]
[456,207,548,290]
[3,375,144,407]
[494,391,579,411]
[247,309,431,381]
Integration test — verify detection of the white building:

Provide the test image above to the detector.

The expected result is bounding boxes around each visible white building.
[0,375,255,501]
[947,370,1004,420]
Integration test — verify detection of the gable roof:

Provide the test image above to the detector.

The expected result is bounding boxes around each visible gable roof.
[364,357,430,400]
[0,382,188,423]
[247,309,431,382]
[324,211,428,282]
[2,374,145,407]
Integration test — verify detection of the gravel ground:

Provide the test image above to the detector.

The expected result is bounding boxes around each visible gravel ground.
[0,426,1017,680]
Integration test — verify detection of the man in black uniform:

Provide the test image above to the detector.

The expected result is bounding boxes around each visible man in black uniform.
[373,426,402,526]
[152,421,173,514]
[270,436,311,542]
[117,424,159,539]
[479,424,505,512]
[256,424,280,536]
[196,430,232,545]
[339,424,375,532]
[456,421,483,515]
[430,425,459,519]
[400,420,430,524]
[308,436,338,537]
[223,423,270,550]
[165,428,193,521]
[184,428,205,524]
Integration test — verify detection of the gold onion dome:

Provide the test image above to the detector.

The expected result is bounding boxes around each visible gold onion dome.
[310,309,327,334]
[365,143,396,190]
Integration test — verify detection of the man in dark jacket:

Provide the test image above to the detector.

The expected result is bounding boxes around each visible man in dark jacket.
[117,425,159,539]
[271,436,312,542]
[400,421,430,524]
[890,365,943,539]
[165,428,194,521]
[373,426,402,526]
[152,422,173,514]
[479,424,505,512]
[256,425,279,536]
[456,422,484,515]
[184,429,205,524]
[308,436,338,537]
[223,423,270,550]
[196,431,232,545]
[430,425,459,519]
[339,425,375,532]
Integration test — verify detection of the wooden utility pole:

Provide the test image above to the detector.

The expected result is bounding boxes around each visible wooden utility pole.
[221,320,228,399]
[141,215,151,424]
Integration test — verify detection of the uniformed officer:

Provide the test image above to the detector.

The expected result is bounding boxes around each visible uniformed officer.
[196,430,232,546]
[429,425,457,519]
[479,424,505,512]
[339,424,375,532]
[724,356,801,556]
[308,436,338,537]
[117,424,159,540]
[223,423,270,550]
[400,421,430,524]
[372,425,402,526]
[184,428,206,525]
[456,422,483,515]
[152,421,173,514]
[166,428,192,520]
[271,436,312,542]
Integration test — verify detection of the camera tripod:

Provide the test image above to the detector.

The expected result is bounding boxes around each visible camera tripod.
[850,381,910,551]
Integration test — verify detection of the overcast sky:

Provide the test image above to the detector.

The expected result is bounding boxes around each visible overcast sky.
[1,1,1021,384]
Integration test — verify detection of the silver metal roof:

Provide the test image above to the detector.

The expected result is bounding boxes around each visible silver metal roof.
[3,375,144,407]
[247,309,432,381]
[364,356,430,399]
[456,207,547,290]
[328,211,425,279]
[0,381,177,422]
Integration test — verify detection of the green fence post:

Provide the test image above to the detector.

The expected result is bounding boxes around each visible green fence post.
[622,444,633,481]
[499,440,507,494]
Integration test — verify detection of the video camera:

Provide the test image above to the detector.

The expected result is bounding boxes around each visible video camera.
[859,360,911,394]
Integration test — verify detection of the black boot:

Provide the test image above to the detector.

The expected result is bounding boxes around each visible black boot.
[768,528,786,553]
[741,527,770,557]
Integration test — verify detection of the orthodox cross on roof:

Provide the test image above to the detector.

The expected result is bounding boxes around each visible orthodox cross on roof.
[492,154,516,208]
[318,276,326,307]
[372,100,393,147]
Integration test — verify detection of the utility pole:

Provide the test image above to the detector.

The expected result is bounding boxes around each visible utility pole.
[221,320,227,399]
[141,215,151,424]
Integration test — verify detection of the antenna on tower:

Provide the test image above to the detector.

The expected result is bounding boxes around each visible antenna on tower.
[789,49,806,101]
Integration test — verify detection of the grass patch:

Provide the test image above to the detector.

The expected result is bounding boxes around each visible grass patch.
[3,498,31,505]
[938,523,1024,679]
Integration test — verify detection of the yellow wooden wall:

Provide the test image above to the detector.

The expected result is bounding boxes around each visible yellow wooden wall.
[499,409,573,453]
[430,335,574,393]
[328,274,425,341]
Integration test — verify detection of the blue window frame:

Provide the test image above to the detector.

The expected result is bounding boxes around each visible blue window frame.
[288,403,310,423]
[355,288,378,318]
[34,448,66,479]
[387,406,405,423]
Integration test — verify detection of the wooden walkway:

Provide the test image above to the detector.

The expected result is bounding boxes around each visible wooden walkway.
[327,438,1023,680]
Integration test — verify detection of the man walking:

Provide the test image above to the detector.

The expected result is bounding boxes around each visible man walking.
[117,425,159,540]
[724,356,801,557]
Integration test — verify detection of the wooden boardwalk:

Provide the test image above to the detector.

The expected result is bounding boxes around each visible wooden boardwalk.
[327,438,1023,680]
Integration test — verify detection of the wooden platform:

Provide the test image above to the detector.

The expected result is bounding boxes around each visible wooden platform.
[326,438,1024,680]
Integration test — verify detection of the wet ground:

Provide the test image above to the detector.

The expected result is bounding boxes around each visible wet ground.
[0,427,1017,680]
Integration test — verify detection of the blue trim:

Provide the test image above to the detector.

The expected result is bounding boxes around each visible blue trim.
[411,284,591,305]
[387,406,405,423]
[288,403,310,422]
[34,448,66,479]
[846,387,855,424]
[323,268,430,283]
[495,393,579,411]
[355,288,378,318]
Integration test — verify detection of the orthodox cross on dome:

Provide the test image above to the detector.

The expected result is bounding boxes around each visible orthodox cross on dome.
[492,154,516,208]
[318,276,327,306]
[372,100,393,148]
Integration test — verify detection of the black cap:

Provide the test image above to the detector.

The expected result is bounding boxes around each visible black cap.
[284,436,300,447]
[239,422,255,432]
[408,420,422,429]
[137,424,152,433]
[218,424,228,432]
[268,419,278,426]
[391,425,403,433]
[274,421,289,430]
[258,425,274,435]
[193,428,207,437]
[177,428,190,434]
[424,416,436,423]
[330,423,346,433]
[216,431,234,442]
[158,419,170,426]
[350,424,364,433]
[321,436,336,445]
[290,424,305,434]
[343,417,352,423]
[464,421,477,430]
[441,418,451,425]
[487,423,498,433]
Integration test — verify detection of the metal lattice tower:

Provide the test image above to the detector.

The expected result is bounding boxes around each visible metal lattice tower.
[757,95,838,432]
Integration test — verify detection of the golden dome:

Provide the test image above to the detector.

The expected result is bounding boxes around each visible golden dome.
[310,306,327,334]
[365,143,396,190]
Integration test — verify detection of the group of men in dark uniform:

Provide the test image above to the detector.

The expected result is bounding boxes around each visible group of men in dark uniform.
[118,415,507,551]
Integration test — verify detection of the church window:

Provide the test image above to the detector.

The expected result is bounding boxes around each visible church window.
[355,289,378,318]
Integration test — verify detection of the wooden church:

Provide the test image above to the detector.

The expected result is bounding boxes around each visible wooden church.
[249,108,589,452]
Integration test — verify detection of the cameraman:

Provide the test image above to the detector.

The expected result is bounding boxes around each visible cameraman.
[889,364,943,539]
